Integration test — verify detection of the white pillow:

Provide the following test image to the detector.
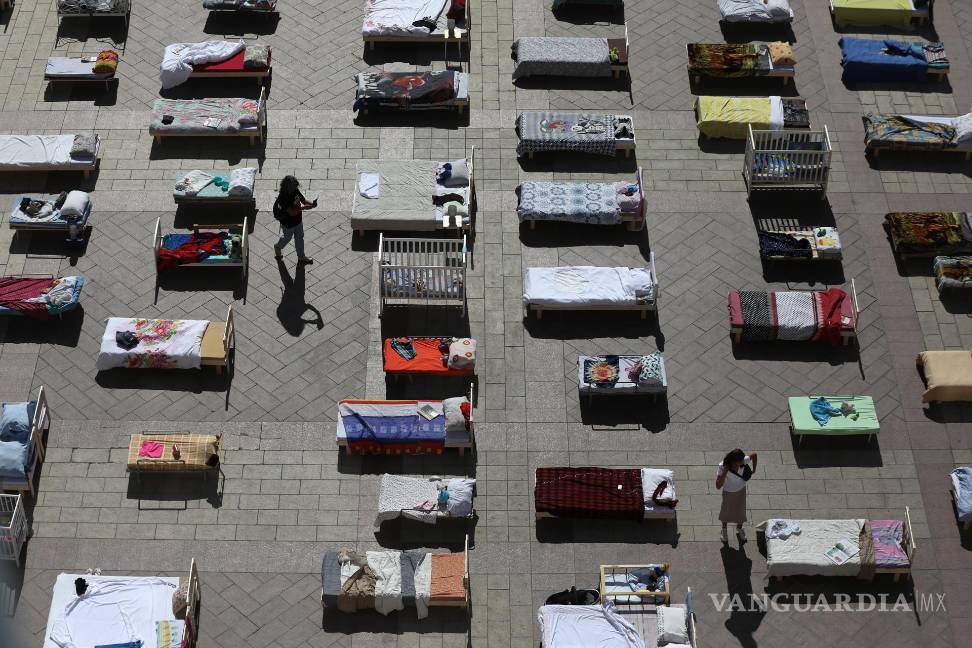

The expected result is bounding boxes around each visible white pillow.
[437,159,469,187]
[59,190,89,218]
[656,606,688,646]
[442,397,469,433]
[952,112,972,145]
[446,478,475,516]
[447,338,476,370]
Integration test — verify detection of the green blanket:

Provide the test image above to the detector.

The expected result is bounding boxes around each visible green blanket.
[789,396,879,435]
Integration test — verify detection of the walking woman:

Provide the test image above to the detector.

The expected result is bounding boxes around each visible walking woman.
[715,448,757,543]
[273,175,317,264]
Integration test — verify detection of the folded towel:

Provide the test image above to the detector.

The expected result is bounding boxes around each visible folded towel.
[93,50,118,74]
[138,441,164,458]
[228,167,256,196]
[70,134,98,159]
[359,172,380,198]
[238,99,259,125]
[243,44,269,69]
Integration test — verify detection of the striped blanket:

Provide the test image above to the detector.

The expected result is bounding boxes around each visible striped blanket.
[339,400,445,454]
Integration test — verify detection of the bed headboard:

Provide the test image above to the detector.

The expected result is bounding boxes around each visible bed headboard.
[686,586,698,647]
[152,217,162,262]
[31,385,50,463]
[623,21,629,58]
[185,558,202,647]
[635,166,646,223]
[649,251,658,298]
[850,277,859,317]
[903,506,917,563]
[257,85,269,128]
[462,532,470,599]
[224,304,236,355]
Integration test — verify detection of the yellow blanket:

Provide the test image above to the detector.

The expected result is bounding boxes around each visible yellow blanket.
[695,96,771,139]
[832,0,915,29]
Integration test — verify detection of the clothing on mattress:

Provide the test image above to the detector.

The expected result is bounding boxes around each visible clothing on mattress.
[339,400,446,453]
[535,467,645,519]
[810,396,843,425]
[871,519,910,568]
[951,467,972,522]
[934,256,972,291]
[511,37,611,80]
[354,71,456,111]
[157,232,232,270]
[832,0,915,30]
[516,181,622,225]
[758,230,813,259]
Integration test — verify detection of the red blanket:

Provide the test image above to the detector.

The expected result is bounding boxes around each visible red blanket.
[816,288,847,346]
[0,277,54,319]
[535,467,645,520]
[157,233,227,271]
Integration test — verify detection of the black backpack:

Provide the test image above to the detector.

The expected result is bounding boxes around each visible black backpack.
[545,587,600,606]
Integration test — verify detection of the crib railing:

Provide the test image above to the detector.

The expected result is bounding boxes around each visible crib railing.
[379,235,467,315]
[744,125,832,197]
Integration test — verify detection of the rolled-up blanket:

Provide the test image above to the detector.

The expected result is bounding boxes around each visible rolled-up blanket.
[70,134,98,159]
[228,167,256,197]
[243,44,270,69]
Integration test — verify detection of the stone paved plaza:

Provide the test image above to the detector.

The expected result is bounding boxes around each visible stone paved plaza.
[1,0,972,646]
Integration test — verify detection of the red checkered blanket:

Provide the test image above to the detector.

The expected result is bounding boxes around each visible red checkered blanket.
[535,467,645,520]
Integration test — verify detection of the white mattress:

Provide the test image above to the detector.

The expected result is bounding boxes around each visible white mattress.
[769,96,784,131]
[577,355,668,395]
[764,518,864,578]
[719,0,793,22]
[45,57,110,77]
[43,574,180,648]
[539,604,647,648]
[523,266,655,308]
[363,0,449,38]
[351,159,470,230]
[0,135,95,169]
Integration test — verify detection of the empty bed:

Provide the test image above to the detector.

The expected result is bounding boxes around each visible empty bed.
[539,597,699,648]
[916,350,972,406]
[830,0,932,29]
[886,212,972,258]
[523,260,658,319]
[516,167,645,230]
[696,96,809,139]
[0,135,99,178]
[516,111,635,158]
[534,467,677,520]
[127,432,223,475]
[728,282,859,345]
[374,474,475,527]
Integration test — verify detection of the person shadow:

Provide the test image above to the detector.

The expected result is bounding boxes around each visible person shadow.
[276,258,323,336]
[721,542,766,648]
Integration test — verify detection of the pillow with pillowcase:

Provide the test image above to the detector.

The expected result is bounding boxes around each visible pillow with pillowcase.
[0,402,32,443]
[442,397,471,432]
[656,605,689,645]
[436,160,470,188]
[446,477,475,516]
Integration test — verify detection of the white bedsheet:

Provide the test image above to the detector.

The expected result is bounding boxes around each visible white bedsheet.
[523,266,655,307]
[764,518,864,578]
[719,0,793,22]
[539,604,646,648]
[160,39,245,89]
[368,550,404,615]
[769,96,784,131]
[0,135,77,168]
[641,468,676,515]
[363,0,449,37]
[45,574,179,648]
[902,114,957,127]
[97,317,209,371]
[375,474,441,526]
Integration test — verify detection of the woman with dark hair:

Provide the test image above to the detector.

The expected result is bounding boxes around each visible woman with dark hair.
[715,448,757,544]
[273,175,317,264]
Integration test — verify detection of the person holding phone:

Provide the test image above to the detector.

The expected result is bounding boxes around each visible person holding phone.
[273,175,317,264]
[715,448,757,544]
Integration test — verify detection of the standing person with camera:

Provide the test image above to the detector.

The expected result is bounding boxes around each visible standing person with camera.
[272,175,317,264]
[715,448,758,544]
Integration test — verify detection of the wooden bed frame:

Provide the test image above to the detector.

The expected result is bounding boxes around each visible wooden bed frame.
[829,0,933,27]
[127,431,224,479]
[524,252,658,320]
[188,47,272,83]
[152,86,267,145]
[201,304,235,374]
[522,166,645,232]
[730,277,859,346]
[337,383,476,455]
[153,217,249,290]
[0,387,49,498]
[759,226,843,262]
[687,42,796,85]
[363,0,472,51]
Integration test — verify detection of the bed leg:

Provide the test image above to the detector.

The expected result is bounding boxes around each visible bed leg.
[894,573,901,583]
[640,309,647,320]
[529,220,535,230]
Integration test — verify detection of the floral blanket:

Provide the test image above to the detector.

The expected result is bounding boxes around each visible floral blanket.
[863,113,956,150]
[517,112,619,157]
[687,43,761,78]
[150,98,259,135]
[354,71,456,111]
[97,318,209,370]
[886,211,971,253]
[517,181,621,225]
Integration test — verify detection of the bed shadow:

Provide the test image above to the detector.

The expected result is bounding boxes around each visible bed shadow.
[551,5,625,26]
[0,556,26,619]
[385,375,479,401]
[790,436,884,468]
[513,75,633,96]
[322,605,470,634]
[731,339,859,365]
[11,226,93,264]
[203,12,280,37]
[0,306,84,346]
[689,75,799,97]
[762,569,917,600]
[337,451,477,477]
[830,16,938,40]
[579,395,670,432]
[760,259,846,286]
[95,366,232,394]
[921,401,972,424]
[362,41,470,67]
[353,110,470,129]
[0,169,100,194]
[749,196,836,229]
[174,204,258,228]
[843,78,952,94]
[55,15,130,51]
[159,78,266,100]
[126,470,224,509]
[44,79,119,106]
[156,266,247,304]
[719,22,795,44]
[375,517,477,550]
[536,517,680,546]
[524,310,662,344]
[517,153,638,174]
[698,135,745,155]
[865,150,972,176]
[519,221,648,252]
[149,138,264,167]
[380,305,472,339]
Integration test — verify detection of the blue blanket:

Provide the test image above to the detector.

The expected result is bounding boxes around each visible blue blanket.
[840,38,928,84]
[953,467,972,522]
[340,404,444,448]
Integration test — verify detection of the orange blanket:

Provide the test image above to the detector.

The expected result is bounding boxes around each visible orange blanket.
[383,338,473,375]
[430,553,466,601]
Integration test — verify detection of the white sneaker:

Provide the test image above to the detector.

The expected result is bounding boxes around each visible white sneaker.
[737,527,747,542]
[720,528,728,543]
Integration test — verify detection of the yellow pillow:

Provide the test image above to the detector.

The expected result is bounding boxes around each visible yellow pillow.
[768,42,796,66]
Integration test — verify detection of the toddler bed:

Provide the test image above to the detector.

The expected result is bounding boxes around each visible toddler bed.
[9,191,91,234]
[363,0,470,49]
[173,168,256,205]
[516,111,635,158]
[539,594,698,648]
[950,467,972,530]
[512,27,629,80]
[516,167,645,231]
[352,150,475,233]
[577,353,667,399]
[0,134,100,178]
[43,559,201,648]
[127,432,222,476]
[788,395,879,444]
[840,38,948,83]
[321,536,469,616]
[729,282,858,345]
[885,212,972,258]
[696,95,810,139]
[758,509,915,582]
[933,256,972,293]
[96,304,235,374]
[383,337,477,377]
[150,87,267,144]
[523,260,658,319]
[0,387,50,498]
[374,474,475,527]
[757,227,842,261]
[379,234,467,316]
[719,0,793,23]
[354,71,469,114]
[45,51,119,90]
[535,467,677,521]
[863,112,972,158]
[0,493,27,566]
[916,350,972,406]
[744,126,833,196]
[687,42,795,84]
[153,217,248,288]
[0,276,84,319]
[336,384,475,455]
[830,0,932,29]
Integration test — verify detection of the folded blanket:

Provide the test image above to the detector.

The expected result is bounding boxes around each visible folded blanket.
[70,134,98,159]
[228,167,256,196]
[244,44,270,69]
[177,170,215,196]
[93,50,118,75]
[161,39,245,89]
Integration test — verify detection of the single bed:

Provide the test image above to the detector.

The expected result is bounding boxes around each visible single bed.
[516,111,635,158]
[383,337,477,377]
[863,112,972,158]
[687,42,795,84]
[363,0,470,49]
[150,87,267,144]
[696,96,810,139]
[512,27,629,80]
[321,536,469,615]
[840,38,948,83]
[96,304,235,374]
[56,0,131,32]
[539,594,698,648]
[0,276,84,319]
[374,474,475,527]
[517,167,645,231]
[352,150,475,233]
[577,353,667,399]
[45,54,118,90]
[8,192,91,235]
[523,260,658,319]
[336,384,475,455]
[153,218,248,289]
[127,432,222,476]
[354,71,469,114]
[744,126,833,196]
[728,282,859,345]
[42,559,201,648]
[719,0,793,23]
[173,167,257,206]
[379,235,467,316]
[933,256,972,292]
[758,227,842,261]
[0,387,50,498]
[949,467,972,530]
[160,40,270,89]
[917,350,972,406]
[535,467,677,521]
[788,395,879,443]
[830,0,932,29]
[189,45,270,82]
[758,510,915,582]
[203,0,277,12]
[885,212,972,258]
[0,134,100,178]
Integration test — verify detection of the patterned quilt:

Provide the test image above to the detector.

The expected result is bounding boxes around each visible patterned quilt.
[886,212,971,253]
[535,467,645,520]
[354,71,457,111]
[97,318,209,370]
[687,43,761,78]
[512,37,611,80]
[517,181,621,225]
[863,113,956,150]
[517,112,619,157]
[339,400,445,454]
[934,256,972,291]
[150,98,257,135]
[758,230,813,259]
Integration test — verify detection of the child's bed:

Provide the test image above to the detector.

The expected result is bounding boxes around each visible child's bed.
[719,0,793,23]
[0,387,50,498]
[321,536,469,615]
[744,126,833,196]
[523,260,658,319]
[728,282,859,345]
[830,0,932,29]
[696,96,810,139]
[43,559,201,648]
[374,474,475,527]
[534,467,677,521]
[758,510,916,582]
[379,235,467,316]
[758,227,842,261]
[950,467,972,530]
[150,87,267,144]
[354,71,469,114]
[687,42,795,84]
[840,38,948,83]
[203,0,277,12]
[383,337,477,377]
[863,113,972,158]
[577,353,667,399]
[516,111,635,158]
[8,192,91,234]
[0,134,100,178]
[127,432,223,476]
[362,0,470,50]
[352,149,475,233]
[933,256,972,292]
[173,168,257,206]
[45,54,118,90]
[0,276,84,319]
[885,212,972,258]
[788,395,879,444]
[916,350,972,406]
[516,167,645,231]
[539,594,698,648]
[336,384,475,455]
[512,26,629,80]
[153,218,248,289]
[96,304,235,374]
